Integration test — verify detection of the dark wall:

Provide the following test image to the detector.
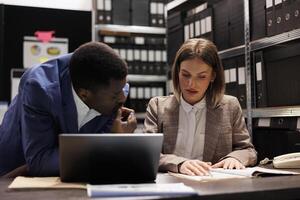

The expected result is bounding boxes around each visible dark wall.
[0,4,91,102]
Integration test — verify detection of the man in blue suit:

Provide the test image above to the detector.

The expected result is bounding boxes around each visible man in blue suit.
[0,42,137,176]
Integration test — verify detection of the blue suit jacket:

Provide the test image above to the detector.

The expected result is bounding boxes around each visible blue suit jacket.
[0,54,114,176]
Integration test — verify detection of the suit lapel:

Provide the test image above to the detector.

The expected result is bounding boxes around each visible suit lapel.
[162,96,179,153]
[60,69,78,133]
[203,104,222,162]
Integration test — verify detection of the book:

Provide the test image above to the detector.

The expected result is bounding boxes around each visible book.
[86,183,197,197]
[169,167,300,182]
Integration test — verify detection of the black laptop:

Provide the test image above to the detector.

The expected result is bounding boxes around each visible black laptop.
[59,133,163,184]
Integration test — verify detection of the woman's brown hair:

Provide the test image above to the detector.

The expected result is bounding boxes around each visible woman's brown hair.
[172,38,225,108]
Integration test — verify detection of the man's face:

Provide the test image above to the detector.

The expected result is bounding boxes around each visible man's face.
[83,78,127,116]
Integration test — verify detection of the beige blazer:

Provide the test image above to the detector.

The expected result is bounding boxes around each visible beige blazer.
[144,95,257,172]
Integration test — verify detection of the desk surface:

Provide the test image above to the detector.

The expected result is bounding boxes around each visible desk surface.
[2,173,300,200]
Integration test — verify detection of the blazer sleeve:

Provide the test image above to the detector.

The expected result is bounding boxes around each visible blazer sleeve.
[21,80,59,176]
[144,97,188,173]
[224,97,257,166]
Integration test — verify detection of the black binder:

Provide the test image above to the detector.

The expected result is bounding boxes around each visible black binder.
[156,0,165,27]
[270,117,298,130]
[254,51,267,108]
[264,41,300,106]
[131,0,149,26]
[283,0,293,32]
[228,0,244,47]
[213,0,230,50]
[112,0,130,25]
[223,58,238,98]
[266,0,276,36]
[274,0,284,35]
[236,56,246,109]
[292,0,300,29]
[251,0,267,40]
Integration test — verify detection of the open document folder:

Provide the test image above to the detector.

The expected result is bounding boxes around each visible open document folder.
[169,167,300,182]
[87,183,197,198]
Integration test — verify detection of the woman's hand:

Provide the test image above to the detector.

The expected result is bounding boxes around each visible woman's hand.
[111,107,137,133]
[178,160,212,176]
[212,157,245,169]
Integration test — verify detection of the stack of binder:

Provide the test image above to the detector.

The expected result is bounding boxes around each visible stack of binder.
[150,0,166,27]
[97,0,113,24]
[266,0,300,36]
[101,34,167,75]
[213,0,244,50]
[167,11,183,66]
[97,0,167,26]
[183,3,213,42]
[127,82,165,113]
[260,40,300,107]
[223,55,247,109]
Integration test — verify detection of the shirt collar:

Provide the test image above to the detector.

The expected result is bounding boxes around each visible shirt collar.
[71,85,101,128]
[180,95,206,113]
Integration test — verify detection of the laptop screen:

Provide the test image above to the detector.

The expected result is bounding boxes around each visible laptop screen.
[59,133,163,184]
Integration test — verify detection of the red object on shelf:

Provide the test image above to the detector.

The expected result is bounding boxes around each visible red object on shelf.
[34,31,55,43]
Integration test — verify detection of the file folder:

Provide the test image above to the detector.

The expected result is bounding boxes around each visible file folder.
[213,0,230,50]
[150,1,157,26]
[293,0,300,29]
[113,0,130,25]
[251,0,267,40]
[274,0,284,35]
[254,51,267,108]
[157,1,165,27]
[97,0,105,24]
[222,58,238,98]
[266,0,276,36]
[104,0,112,23]
[132,0,149,26]
[283,0,293,32]
[229,0,244,47]
[264,41,300,106]
[237,56,246,109]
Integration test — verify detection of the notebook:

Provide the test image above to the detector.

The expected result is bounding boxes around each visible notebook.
[59,133,163,184]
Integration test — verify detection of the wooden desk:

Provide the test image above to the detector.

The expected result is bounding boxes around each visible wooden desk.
[2,174,300,200]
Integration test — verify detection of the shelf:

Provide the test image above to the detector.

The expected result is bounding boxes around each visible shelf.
[243,106,300,118]
[218,45,245,59]
[166,0,188,11]
[94,24,166,35]
[218,28,300,59]
[166,0,220,13]
[251,28,300,52]
[127,75,167,82]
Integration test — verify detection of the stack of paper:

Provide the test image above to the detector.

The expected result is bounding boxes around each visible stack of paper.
[87,183,197,197]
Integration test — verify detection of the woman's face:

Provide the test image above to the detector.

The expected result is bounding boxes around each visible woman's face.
[179,58,215,105]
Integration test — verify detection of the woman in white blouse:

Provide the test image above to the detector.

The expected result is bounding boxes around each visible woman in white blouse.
[144,38,257,176]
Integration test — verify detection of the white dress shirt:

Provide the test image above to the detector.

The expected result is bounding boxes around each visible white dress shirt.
[72,87,101,130]
[174,95,207,160]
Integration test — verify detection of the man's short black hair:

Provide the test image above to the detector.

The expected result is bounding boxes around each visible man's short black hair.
[69,41,128,91]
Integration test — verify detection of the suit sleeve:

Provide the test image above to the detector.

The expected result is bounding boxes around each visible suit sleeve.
[224,97,257,166]
[144,97,188,173]
[21,80,59,176]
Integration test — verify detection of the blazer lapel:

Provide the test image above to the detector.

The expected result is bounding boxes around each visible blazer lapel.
[162,96,179,154]
[60,69,78,133]
[203,104,222,162]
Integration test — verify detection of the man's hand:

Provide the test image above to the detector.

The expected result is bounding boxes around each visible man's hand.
[111,107,137,133]
[212,157,245,169]
[179,160,212,176]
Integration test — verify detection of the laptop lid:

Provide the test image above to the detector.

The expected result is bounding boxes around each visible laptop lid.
[59,133,163,184]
